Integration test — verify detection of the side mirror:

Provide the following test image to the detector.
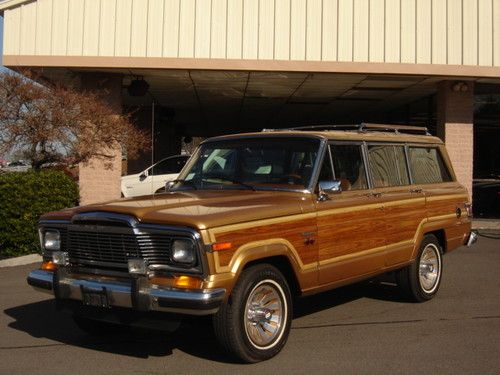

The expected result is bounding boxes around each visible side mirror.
[165,181,175,191]
[318,180,342,201]
[139,173,147,182]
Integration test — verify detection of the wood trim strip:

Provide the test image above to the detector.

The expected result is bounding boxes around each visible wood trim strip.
[4,55,500,78]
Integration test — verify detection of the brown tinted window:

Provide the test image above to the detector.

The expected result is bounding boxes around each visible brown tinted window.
[409,147,452,184]
[368,145,410,187]
[330,145,368,190]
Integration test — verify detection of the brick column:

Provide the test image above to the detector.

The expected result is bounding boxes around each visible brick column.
[436,81,474,195]
[78,73,123,205]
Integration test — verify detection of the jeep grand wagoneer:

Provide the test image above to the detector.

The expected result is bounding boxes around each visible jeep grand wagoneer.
[28,124,476,362]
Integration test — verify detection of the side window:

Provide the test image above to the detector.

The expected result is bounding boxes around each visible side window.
[409,147,452,184]
[330,144,368,190]
[317,150,334,182]
[368,145,410,187]
[151,157,187,176]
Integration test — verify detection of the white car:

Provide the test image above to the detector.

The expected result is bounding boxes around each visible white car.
[121,155,190,198]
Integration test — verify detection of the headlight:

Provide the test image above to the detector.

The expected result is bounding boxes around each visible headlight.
[171,239,196,265]
[43,230,61,251]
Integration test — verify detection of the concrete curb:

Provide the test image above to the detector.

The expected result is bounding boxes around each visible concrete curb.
[472,219,500,231]
[0,254,42,268]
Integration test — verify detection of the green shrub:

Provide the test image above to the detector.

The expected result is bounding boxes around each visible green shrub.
[0,170,79,258]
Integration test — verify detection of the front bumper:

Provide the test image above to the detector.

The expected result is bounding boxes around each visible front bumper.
[27,269,225,316]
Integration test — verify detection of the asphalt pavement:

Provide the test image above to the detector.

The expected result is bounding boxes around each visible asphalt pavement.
[1,237,499,374]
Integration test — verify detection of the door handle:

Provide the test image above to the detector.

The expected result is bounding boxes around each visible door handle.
[366,192,382,198]
[410,188,423,194]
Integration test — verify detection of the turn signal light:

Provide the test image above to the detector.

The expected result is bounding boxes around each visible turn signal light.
[148,275,203,289]
[174,276,202,289]
[212,242,232,251]
[41,261,57,271]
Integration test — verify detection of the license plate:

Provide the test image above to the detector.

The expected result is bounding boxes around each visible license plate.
[80,286,110,308]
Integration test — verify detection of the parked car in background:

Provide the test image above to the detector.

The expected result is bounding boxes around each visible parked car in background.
[2,161,30,172]
[121,154,189,197]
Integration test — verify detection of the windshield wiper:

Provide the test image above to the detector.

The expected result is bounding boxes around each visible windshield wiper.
[201,175,257,191]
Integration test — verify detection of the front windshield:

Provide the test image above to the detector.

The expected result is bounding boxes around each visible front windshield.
[172,137,321,191]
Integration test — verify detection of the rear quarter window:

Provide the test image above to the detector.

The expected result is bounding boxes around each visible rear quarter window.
[409,147,452,184]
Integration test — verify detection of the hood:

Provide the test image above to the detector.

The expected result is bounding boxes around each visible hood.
[42,190,314,230]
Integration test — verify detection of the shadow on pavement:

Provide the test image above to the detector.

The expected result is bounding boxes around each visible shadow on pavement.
[4,279,405,363]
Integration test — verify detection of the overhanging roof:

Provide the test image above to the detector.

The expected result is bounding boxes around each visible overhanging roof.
[0,0,30,12]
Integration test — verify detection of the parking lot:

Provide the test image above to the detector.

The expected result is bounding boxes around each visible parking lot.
[1,237,499,374]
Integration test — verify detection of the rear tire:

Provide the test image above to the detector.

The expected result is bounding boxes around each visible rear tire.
[213,264,292,363]
[396,234,443,302]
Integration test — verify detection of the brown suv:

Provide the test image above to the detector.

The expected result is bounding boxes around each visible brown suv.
[28,124,477,362]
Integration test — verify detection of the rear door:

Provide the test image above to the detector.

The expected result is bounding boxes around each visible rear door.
[365,143,427,267]
[315,143,386,286]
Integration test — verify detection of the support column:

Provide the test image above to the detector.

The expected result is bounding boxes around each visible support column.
[78,73,123,205]
[437,81,474,195]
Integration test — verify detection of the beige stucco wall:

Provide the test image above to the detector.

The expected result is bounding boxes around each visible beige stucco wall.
[2,0,500,67]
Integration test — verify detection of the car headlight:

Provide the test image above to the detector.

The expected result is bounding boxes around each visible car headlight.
[171,239,196,265]
[43,230,61,251]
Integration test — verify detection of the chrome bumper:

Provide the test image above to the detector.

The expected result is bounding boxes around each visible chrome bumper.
[466,231,478,247]
[27,269,225,316]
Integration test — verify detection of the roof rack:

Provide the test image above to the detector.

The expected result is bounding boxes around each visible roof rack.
[262,123,430,136]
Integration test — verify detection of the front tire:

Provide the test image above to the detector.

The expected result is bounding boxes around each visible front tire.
[396,234,443,302]
[213,264,292,363]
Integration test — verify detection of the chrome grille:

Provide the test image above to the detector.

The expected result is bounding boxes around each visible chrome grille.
[66,228,173,268]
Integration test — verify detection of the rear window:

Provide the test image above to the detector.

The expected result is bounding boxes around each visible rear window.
[408,147,452,184]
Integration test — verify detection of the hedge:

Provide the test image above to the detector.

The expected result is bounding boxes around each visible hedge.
[0,170,79,258]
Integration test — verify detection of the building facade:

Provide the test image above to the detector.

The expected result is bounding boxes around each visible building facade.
[1,0,499,203]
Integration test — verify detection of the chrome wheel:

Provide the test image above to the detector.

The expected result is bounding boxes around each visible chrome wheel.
[418,243,441,294]
[244,279,287,350]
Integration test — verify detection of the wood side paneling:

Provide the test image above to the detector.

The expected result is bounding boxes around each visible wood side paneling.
[214,218,318,267]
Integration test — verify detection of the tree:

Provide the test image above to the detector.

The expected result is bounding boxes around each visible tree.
[0,71,149,170]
